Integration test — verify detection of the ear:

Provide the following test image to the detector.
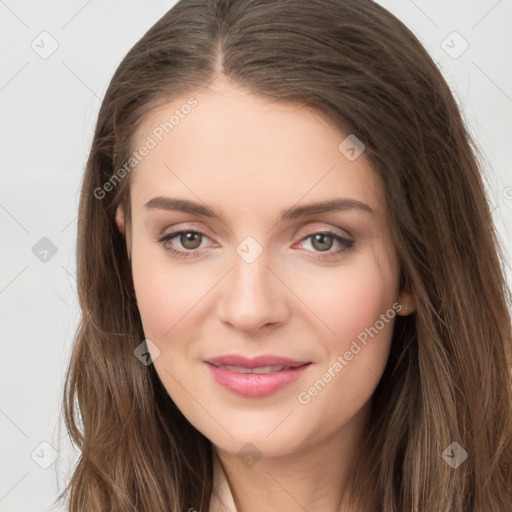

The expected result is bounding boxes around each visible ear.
[115,205,132,261]
[115,205,125,234]
[396,288,416,316]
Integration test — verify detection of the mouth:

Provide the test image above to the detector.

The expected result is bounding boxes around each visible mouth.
[203,359,312,398]
[206,363,309,374]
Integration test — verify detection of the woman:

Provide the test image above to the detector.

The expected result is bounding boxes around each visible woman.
[58,0,512,510]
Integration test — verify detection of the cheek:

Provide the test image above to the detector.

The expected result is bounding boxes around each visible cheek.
[295,257,398,424]
[134,273,213,358]
[130,234,212,341]
[299,255,398,346]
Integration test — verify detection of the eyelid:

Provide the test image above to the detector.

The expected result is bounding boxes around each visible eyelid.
[159,222,213,236]
[296,224,353,241]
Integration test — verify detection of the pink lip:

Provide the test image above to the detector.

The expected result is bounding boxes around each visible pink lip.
[203,354,312,398]
[205,354,309,368]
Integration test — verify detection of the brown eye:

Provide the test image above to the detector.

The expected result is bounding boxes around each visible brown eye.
[156,229,211,259]
[179,231,203,250]
[296,230,355,260]
[310,233,335,252]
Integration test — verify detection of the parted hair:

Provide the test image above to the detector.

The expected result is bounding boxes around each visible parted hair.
[58,0,512,510]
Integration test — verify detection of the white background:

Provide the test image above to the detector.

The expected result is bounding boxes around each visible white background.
[1,1,511,510]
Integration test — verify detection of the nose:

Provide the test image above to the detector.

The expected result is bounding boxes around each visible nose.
[218,249,289,334]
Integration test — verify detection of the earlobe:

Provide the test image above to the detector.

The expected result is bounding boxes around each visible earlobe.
[115,206,125,235]
[397,289,416,316]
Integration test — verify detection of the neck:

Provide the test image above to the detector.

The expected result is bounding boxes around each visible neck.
[214,402,374,512]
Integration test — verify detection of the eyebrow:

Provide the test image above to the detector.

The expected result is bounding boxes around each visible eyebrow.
[144,196,375,221]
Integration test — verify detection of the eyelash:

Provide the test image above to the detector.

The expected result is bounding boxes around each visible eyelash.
[156,229,355,260]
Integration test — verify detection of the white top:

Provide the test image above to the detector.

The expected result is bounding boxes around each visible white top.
[209,449,238,512]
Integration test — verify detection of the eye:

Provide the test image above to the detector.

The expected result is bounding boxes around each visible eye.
[156,229,212,259]
[295,230,355,259]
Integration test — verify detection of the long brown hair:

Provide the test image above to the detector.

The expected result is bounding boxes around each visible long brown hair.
[57,0,512,510]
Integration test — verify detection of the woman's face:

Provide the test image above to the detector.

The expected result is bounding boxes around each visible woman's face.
[117,78,411,457]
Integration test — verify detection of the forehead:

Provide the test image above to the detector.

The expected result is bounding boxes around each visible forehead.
[129,82,385,220]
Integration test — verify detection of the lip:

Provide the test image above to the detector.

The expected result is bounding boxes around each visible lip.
[203,354,312,398]
[205,354,309,369]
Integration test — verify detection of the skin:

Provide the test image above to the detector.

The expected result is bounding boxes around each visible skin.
[116,75,415,512]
